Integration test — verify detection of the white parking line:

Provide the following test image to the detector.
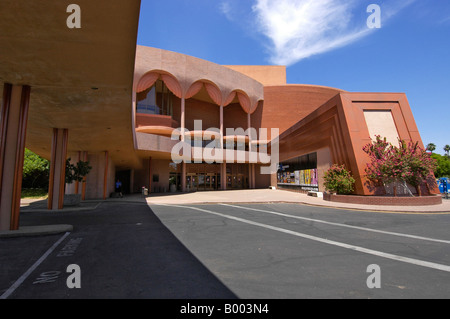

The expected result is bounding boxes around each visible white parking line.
[0,232,70,299]
[155,204,450,273]
[221,204,450,245]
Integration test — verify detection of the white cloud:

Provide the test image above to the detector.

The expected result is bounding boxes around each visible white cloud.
[252,0,371,65]
[220,1,233,21]
[382,0,417,20]
[250,0,415,66]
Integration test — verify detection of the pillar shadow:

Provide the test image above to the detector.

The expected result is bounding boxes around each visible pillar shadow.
[14,202,238,299]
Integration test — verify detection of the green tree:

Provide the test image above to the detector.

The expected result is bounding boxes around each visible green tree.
[22,148,49,189]
[431,153,450,178]
[444,145,450,157]
[426,143,436,154]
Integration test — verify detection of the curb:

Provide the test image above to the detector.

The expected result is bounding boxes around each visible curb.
[147,199,450,214]
[0,224,73,238]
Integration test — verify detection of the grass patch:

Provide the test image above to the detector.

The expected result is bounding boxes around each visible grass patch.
[21,188,48,199]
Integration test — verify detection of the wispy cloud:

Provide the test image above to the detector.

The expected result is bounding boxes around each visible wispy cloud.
[220,0,416,66]
[439,15,450,24]
[252,0,372,65]
[220,1,234,21]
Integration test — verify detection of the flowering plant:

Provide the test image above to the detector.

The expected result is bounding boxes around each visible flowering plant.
[363,136,437,196]
[323,164,355,195]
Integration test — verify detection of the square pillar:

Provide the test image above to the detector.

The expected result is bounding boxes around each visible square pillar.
[103,151,109,200]
[81,151,88,200]
[148,157,152,194]
[48,128,69,210]
[221,162,227,190]
[0,84,30,230]
[181,162,186,192]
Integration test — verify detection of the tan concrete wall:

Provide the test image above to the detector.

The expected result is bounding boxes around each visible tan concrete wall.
[316,147,332,192]
[150,159,170,193]
[363,110,399,145]
[84,152,115,199]
[185,98,221,131]
[133,158,171,194]
[224,65,287,86]
[258,85,343,137]
[255,165,271,188]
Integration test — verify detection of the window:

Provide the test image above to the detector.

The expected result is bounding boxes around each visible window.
[136,80,173,116]
[277,153,319,191]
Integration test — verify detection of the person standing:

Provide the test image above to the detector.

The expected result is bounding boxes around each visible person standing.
[115,179,123,198]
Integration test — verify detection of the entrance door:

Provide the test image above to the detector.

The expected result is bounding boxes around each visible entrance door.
[227,174,232,189]
[186,174,198,192]
[236,174,244,189]
[115,170,131,194]
[205,174,215,191]
[198,174,205,191]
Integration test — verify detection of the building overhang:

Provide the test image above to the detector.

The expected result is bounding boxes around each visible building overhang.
[0,0,142,169]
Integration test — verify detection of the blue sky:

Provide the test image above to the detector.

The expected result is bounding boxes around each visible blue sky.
[137,0,450,155]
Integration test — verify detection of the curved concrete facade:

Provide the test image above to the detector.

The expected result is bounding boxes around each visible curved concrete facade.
[0,0,438,231]
[134,46,264,112]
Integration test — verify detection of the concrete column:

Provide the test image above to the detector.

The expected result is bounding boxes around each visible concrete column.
[181,97,187,192]
[81,151,88,200]
[103,151,109,200]
[48,128,69,210]
[181,97,186,141]
[74,151,81,195]
[220,105,227,190]
[247,112,253,189]
[148,157,152,194]
[252,163,256,189]
[0,84,30,230]
[129,168,135,194]
[220,105,224,146]
[221,162,227,190]
[181,162,186,192]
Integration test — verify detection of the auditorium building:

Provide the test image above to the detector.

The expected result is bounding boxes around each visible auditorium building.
[0,1,438,231]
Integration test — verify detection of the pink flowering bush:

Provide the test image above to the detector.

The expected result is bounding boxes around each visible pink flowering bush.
[323,164,355,195]
[363,136,437,196]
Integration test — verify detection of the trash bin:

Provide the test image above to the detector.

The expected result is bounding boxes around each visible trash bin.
[143,188,148,196]
[439,178,448,194]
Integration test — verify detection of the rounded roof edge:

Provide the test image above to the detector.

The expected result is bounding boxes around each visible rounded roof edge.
[134,45,264,109]
[264,83,347,93]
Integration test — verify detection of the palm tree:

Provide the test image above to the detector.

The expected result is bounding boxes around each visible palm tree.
[426,143,436,154]
[444,145,450,157]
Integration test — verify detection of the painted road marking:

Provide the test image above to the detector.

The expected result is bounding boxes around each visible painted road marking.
[155,204,450,273]
[221,204,450,245]
[0,232,70,299]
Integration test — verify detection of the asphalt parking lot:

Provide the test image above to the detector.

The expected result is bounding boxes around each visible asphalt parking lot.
[1,201,450,300]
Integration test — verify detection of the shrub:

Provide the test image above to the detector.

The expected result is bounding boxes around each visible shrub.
[323,164,355,195]
[363,136,437,196]
[65,158,92,185]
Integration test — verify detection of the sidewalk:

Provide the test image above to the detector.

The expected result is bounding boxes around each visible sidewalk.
[145,189,450,213]
[2,189,448,238]
[18,189,450,214]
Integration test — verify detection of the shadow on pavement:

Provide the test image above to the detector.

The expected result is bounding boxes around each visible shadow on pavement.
[3,201,237,299]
